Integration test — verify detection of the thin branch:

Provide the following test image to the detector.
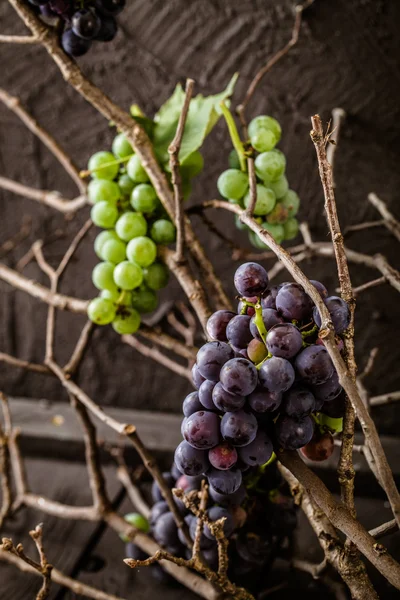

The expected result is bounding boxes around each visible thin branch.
[244,157,257,217]
[168,78,194,263]
[0,352,50,375]
[292,558,327,579]
[29,524,53,600]
[369,391,400,407]
[351,276,386,296]
[0,34,39,43]
[116,462,151,520]
[64,320,94,376]
[0,175,87,213]
[344,220,385,235]
[368,192,400,243]
[32,240,56,280]
[122,335,192,381]
[0,414,12,528]
[135,325,197,360]
[369,519,398,540]
[326,108,346,186]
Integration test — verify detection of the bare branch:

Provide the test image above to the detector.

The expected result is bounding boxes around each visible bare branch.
[0,34,39,43]
[244,157,257,217]
[368,192,400,242]
[0,175,87,212]
[64,320,94,376]
[29,524,53,600]
[326,108,346,186]
[137,324,197,361]
[0,411,12,528]
[0,352,50,375]
[116,461,151,520]
[351,276,386,296]
[122,335,192,381]
[369,390,400,407]
[369,519,398,540]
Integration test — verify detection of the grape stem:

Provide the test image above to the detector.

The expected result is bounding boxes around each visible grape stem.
[301,324,318,338]
[219,102,247,172]
[253,300,268,344]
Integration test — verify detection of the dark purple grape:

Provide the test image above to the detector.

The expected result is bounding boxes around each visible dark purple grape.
[192,363,205,389]
[237,296,257,316]
[219,358,258,396]
[258,357,295,393]
[238,430,272,466]
[182,411,220,449]
[198,380,217,410]
[208,467,242,495]
[209,483,246,506]
[226,315,252,349]
[266,323,303,359]
[49,0,70,13]
[204,507,234,540]
[295,345,334,385]
[189,518,214,550]
[275,415,314,450]
[220,410,258,447]
[95,0,125,16]
[202,545,219,570]
[40,5,56,17]
[149,563,175,585]
[150,501,169,527]
[61,29,92,56]
[235,531,272,567]
[153,512,179,548]
[311,369,342,402]
[151,471,175,503]
[72,8,101,39]
[174,441,209,476]
[178,514,195,546]
[261,286,279,309]
[301,431,334,462]
[321,390,346,418]
[125,542,147,561]
[212,382,245,412]
[275,283,313,321]
[282,385,316,418]
[182,391,203,417]
[250,308,283,340]
[313,296,350,334]
[248,388,282,413]
[206,310,236,341]
[196,342,234,382]
[247,338,268,363]
[171,462,182,480]
[234,262,269,296]
[95,15,117,41]
[310,279,328,299]
[209,442,238,470]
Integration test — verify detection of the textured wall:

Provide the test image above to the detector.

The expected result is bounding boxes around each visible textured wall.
[1,0,400,431]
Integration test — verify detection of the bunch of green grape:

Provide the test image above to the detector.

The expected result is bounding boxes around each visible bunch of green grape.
[218,115,300,249]
[86,132,178,334]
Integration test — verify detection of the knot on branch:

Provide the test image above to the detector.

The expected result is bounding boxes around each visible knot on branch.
[373,543,387,556]
[1,538,13,551]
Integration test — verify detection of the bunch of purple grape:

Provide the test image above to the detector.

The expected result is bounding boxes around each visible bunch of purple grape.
[177,262,350,498]
[27,0,125,57]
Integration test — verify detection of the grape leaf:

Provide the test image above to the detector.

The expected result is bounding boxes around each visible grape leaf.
[153,73,238,165]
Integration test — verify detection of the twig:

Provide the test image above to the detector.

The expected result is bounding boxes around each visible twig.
[368,193,400,243]
[122,335,192,381]
[0,216,32,259]
[0,175,87,213]
[64,320,94,376]
[177,302,197,347]
[168,79,194,263]
[137,324,197,360]
[292,557,327,578]
[0,352,50,375]
[360,347,379,379]
[369,391,400,407]
[0,407,12,528]
[244,157,257,217]
[29,524,53,600]
[326,108,346,187]
[0,34,39,43]
[351,277,386,296]
[116,462,151,520]
[369,519,398,540]
[344,220,385,235]
[192,481,208,559]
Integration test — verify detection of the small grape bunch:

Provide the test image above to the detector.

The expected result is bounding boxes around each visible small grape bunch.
[177,262,350,500]
[26,0,126,57]
[86,132,176,334]
[218,115,300,248]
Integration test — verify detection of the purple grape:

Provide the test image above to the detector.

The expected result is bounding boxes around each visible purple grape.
[310,279,328,299]
[196,342,234,382]
[321,390,346,417]
[204,507,234,540]
[171,462,182,480]
[29,0,50,5]
[206,310,236,341]
[209,483,246,506]
[150,501,169,527]
[174,441,209,476]
[151,471,175,503]
[235,531,272,567]
[49,0,71,14]
[275,283,313,321]
[295,345,334,385]
[261,286,279,309]
[226,315,253,349]
[220,410,258,447]
[250,308,283,340]
[237,296,257,316]
[198,380,217,410]
[95,15,117,41]
[208,467,242,495]
[189,518,214,550]
[266,323,303,359]
[311,369,342,402]
[182,411,220,449]
[248,388,282,413]
[192,363,205,389]
[212,382,245,412]
[72,9,101,39]
[61,29,92,56]
[178,514,195,546]
[234,262,269,296]
[209,442,238,470]
[182,391,203,417]
[275,415,314,450]
[258,357,295,393]
[40,5,56,16]
[238,430,272,466]
[125,542,148,561]
[282,385,316,418]
[202,545,219,570]
[313,296,350,334]
[153,512,179,548]
[95,0,125,16]
[219,358,258,396]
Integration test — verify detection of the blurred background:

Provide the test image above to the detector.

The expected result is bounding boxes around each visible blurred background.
[1,0,400,598]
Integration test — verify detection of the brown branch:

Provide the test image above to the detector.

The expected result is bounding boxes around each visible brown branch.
[244,157,257,217]
[122,335,192,381]
[292,558,327,579]
[192,481,208,560]
[137,324,197,361]
[326,108,346,187]
[351,276,386,296]
[169,78,194,262]
[0,352,50,375]
[64,320,94,376]
[344,220,385,235]
[177,302,197,347]
[0,34,39,43]
[0,400,12,528]
[29,524,53,600]
[369,391,400,407]
[369,519,398,540]
[368,192,400,243]
[116,462,151,520]
[0,175,87,212]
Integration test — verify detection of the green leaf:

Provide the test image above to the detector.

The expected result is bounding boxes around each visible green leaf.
[153,73,238,165]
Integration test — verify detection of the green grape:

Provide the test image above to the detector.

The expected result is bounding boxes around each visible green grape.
[269,175,289,199]
[143,262,169,290]
[181,151,204,179]
[131,286,158,313]
[100,288,119,302]
[250,129,277,153]
[102,238,127,263]
[88,151,119,180]
[120,512,150,541]
[262,222,285,244]
[266,202,288,224]
[280,189,300,218]
[127,236,157,268]
[87,297,116,325]
[217,169,248,200]
[249,230,263,249]
[127,155,149,183]
[248,115,282,144]
[283,217,299,240]
[92,261,116,291]
[118,174,135,196]
[229,197,245,208]
[87,179,121,205]
[235,215,247,230]
[243,184,276,216]
[150,219,176,244]
[115,212,147,241]
[228,148,241,170]
[112,308,141,335]
[113,261,143,290]
[255,150,286,182]
[131,184,158,213]
[101,289,133,305]
[94,230,119,259]
[112,133,133,158]
[91,201,119,229]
